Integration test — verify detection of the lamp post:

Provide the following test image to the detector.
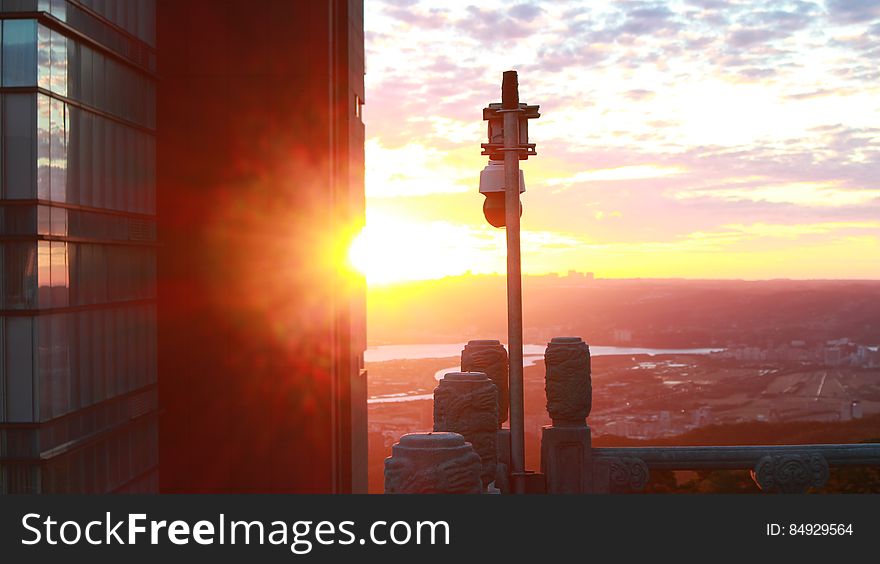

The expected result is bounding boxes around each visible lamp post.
[479,71,540,493]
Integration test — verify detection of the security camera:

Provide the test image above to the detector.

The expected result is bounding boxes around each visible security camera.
[479,160,525,228]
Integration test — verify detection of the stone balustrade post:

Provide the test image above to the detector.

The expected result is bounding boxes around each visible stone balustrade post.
[461,339,511,492]
[540,336,594,493]
[461,339,509,427]
[433,372,499,490]
[384,432,483,494]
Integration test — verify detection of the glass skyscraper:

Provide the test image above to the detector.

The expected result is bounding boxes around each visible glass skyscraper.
[0,0,158,493]
[1,0,366,494]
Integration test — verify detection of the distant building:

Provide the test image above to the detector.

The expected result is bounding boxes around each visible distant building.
[692,406,710,427]
[824,347,842,367]
[851,400,863,420]
[613,329,633,344]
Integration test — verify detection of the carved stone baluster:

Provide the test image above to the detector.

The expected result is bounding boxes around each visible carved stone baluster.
[544,337,592,425]
[751,453,829,493]
[433,372,499,490]
[461,340,510,492]
[384,432,483,494]
[461,339,509,427]
[541,337,594,493]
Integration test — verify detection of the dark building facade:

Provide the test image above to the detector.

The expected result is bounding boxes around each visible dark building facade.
[0,0,366,493]
[156,0,366,493]
[0,0,159,493]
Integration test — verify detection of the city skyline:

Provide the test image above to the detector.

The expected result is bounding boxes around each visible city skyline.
[352,0,880,284]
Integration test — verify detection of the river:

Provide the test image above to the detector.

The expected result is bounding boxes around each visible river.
[367,343,721,404]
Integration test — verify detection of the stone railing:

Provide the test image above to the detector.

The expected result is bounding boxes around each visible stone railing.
[592,444,880,493]
[384,337,880,494]
[538,336,880,494]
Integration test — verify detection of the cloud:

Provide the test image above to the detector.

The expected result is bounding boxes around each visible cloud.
[623,88,656,101]
[383,5,450,29]
[826,0,880,24]
[363,0,880,278]
[510,3,544,22]
[618,3,680,35]
[674,181,880,208]
[545,165,685,187]
[455,5,542,43]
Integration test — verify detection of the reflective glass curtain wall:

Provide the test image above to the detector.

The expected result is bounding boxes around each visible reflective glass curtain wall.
[0,0,157,493]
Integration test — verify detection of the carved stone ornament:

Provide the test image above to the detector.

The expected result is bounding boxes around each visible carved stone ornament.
[461,340,509,427]
[433,372,499,488]
[751,452,829,493]
[384,432,483,494]
[544,337,592,426]
[606,456,649,493]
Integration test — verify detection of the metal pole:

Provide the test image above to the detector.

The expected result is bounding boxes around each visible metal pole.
[501,70,526,493]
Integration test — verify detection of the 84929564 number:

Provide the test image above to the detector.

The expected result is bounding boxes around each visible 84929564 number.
[789,524,853,536]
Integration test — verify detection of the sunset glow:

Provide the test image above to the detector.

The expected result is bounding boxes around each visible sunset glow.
[361,0,880,284]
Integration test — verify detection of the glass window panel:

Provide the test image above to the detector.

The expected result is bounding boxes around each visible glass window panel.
[137,132,146,214]
[51,241,68,307]
[6,316,35,422]
[113,124,123,210]
[3,206,37,235]
[50,0,68,22]
[50,206,67,237]
[77,243,91,305]
[67,105,80,204]
[91,309,103,402]
[126,127,135,212]
[36,23,50,90]
[79,111,93,207]
[77,311,92,406]
[3,0,40,12]
[50,29,67,96]
[3,94,36,199]
[80,45,93,107]
[67,311,79,411]
[105,0,117,27]
[92,51,104,113]
[104,58,116,117]
[37,240,51,307]
[148,81,156,128]
[104,308,115,397]
[146,136,155,213]
[3,242,37,309]
[49,98,68,202]
[93,114,104,208]
[68,37,78,98]
[67,241,78,306]
[37,205,51,235]
[2,19,36,87]
[49,313,70,418]
[124,1,135,38]
[147,305,156,384]
[95,244,107,302]
[37,94,51,200]
[137,0,148,46]
[105,121,115,210]
[135,306,145,388]
[37,315,52,419]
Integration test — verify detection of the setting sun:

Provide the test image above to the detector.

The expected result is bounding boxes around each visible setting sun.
[348,211,508,285]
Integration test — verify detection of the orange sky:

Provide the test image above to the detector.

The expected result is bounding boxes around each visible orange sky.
[351,0,880,284]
